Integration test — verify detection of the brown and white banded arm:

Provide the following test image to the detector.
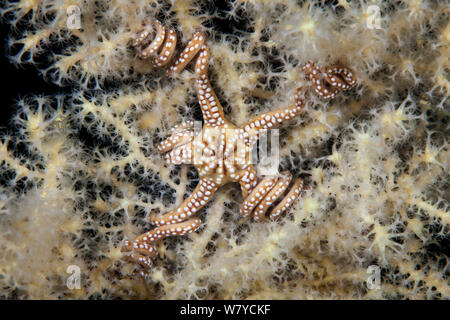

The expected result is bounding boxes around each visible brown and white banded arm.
[240,172,304,221]
[133,20,178,67]
[193,45,226,127]
[121,216,201,270]
[165,31,226,127]
[157,129,194,153]
[136,218,202,242]
[302,60,357,99]
[239,166,259,198]
[243,87,306,144]
[148,177,218,226]
[240,176,278,218]
[268,178,303,220]
[157,121,195,164]
[164,141,193,165]
[167,32,205,75]
[121,238,158,269]
[134,25,225,127]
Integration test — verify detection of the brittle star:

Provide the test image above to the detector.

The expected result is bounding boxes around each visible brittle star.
[121,21,357,272]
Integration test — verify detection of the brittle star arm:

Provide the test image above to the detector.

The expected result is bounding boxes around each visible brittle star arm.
[243,87,306,144]
[168,32,226,127]
[240,172,304,221]
[123,178,218,270]
[164,141,193,165]
[121,215,202,269]
[194,44,226,127]
[157,121,194,165]
[239,166,259,198]
[302,60,357,99]
[135,20,177,67]
[147,177,219,226]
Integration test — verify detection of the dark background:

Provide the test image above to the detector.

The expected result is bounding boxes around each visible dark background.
[0,16,73,134]
[0,0,237,133]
